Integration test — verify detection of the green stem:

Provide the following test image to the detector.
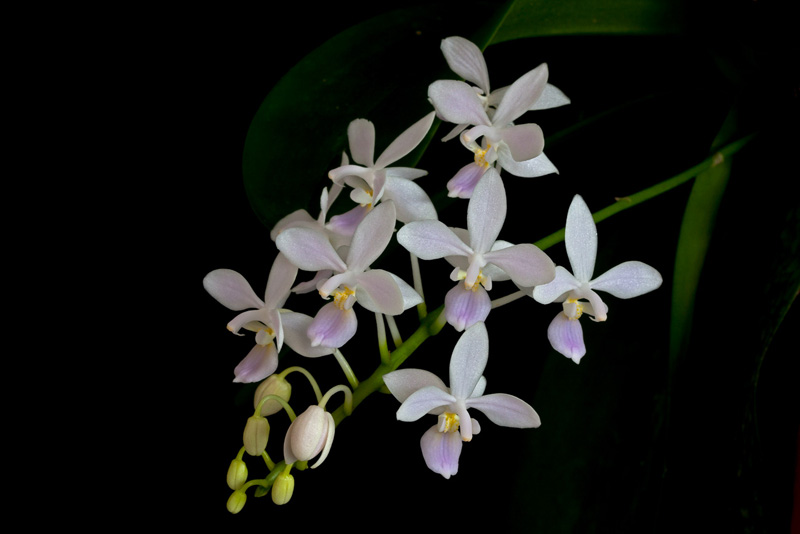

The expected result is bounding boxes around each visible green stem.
[279,366,322,404]
[534,133,757,251]
[333,349,359,389]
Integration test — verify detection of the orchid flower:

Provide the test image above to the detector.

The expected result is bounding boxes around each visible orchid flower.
[429,36,570,197]
[204,253,333,382]
[275,201,422,348]
[328,112,438,223]
[397,167,555,331]
[383,322,541,478]
[532,194,663,363]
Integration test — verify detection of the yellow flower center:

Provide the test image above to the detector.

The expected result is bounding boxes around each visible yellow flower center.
[438,412,460,433]
[564,298,584,321]
[332,286,356,310]
[473,143,492,169]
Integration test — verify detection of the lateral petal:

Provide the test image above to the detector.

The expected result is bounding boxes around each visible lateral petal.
[484,243,555,288]
[428,80,491,127]
[590,261,663,298]
[532,266,581,304]
[276,227,348,273]
[491,63,549,126]
[466,393,541,428]
[354,269,405,316]
[381,175,437,223]
[375,111,435,169]
[383,369,448,404]
[497,123,544,162]
[203,269,265,311]
[396,386,456,422]
[498,150,558,178]
[397,220,473,260]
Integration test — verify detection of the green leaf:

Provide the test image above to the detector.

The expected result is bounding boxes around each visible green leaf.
[492,0,687,43]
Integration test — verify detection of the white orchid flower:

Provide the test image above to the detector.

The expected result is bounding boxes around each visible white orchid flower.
[328,112,437,223]
[429,36,570,197]
[397,168,555,331]
[276,201,422,348]
[203,253,333,382]
[532,194,663,363]
[383,322,541,478]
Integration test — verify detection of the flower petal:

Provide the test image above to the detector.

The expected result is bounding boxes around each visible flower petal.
[547,312,586,363]
[280,311,335,358]
[264,253,298,310]
[310,412,336,469]
[420,424,462,479]
[428,80,491,127]
[491,63,549,126]
[396,386,456,422]
[446,162,487,199]
[440,36,490,94]
[532,83,571,110]
[397,220,473,260]
[484,243,555,288]
[498,150,559,178]
[354,269,405,316]
[590,261,663,298]
[203,269,264,311]
[388,272,424,310]
[383,369,448,404]
[381,175,437,223]
[233,343,279,383]
[444,283,491,332]
[467,167,506,254]
[532,266,581,304]
[269,209,317,242]
[565,194,598,283]
[346,201,396,273]
[374,111,436,169]
[307,302,358,349]
[466,393,541,428]
[496,123,544,162]
[347,118,375,167]
[449,322,489,400]
[276,227,347,273]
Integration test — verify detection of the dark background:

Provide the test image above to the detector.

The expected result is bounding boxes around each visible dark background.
[146,1,798,531]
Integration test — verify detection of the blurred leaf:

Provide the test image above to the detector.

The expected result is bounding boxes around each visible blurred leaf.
[493,0,688,43]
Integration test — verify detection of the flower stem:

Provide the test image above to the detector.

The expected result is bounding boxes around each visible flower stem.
[533,133,757,252]
[333,349,359,389]
[491,289,528,309]
[279,366,323,404]
[375,313,391,364]
[410,253,427,319]
[386,315,403,347]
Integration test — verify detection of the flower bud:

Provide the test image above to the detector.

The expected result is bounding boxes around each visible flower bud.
[254,375,292,416]
[283,405,335,468]
[227,490,247,514]
[271,470,295,505]
[243,415,270,456]
[226,458,248,490]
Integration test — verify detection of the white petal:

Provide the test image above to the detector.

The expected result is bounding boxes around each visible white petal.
[233,343,278,383]
[388,272,424,310]
[565,194,597,283]
[532,266,581,304]
[420,424,462,479]
[590,261,663,298]
[547,312,586,363]
[496,123,544,162]
[466,393,541,428]
[449,322,489,400]
[444,282,491,332]
[531,83,571,110]
[396,386,456,422]
[347,118,375,167]
[276,227,347,273]
[397,220,472,260]
[310,412,335,469]
[381,175,437,223]
[269,209,317,241]
[326,204,368,241]
[440,36,490,93]
[264,253,298,310]
[428,80,491,127]
[386,167,428,180]
[345,201,396,273]
[280,311,335,358]
[498,150,558,178]
[374,111,435,169]
[203,269,264,311]
[383,369,448,403]
[484,243,555,288]
[492,63,549,126]
[354,269,405,316]
[467,167,506,254]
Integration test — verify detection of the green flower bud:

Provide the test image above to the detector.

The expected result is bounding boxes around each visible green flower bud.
[271,470,295,505]
[227,490,247,514]
[243,415,270,456]
[226,458,248,490]
[254,375,292,416]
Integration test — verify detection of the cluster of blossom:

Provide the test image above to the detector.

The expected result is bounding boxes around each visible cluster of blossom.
[205,36,663,512]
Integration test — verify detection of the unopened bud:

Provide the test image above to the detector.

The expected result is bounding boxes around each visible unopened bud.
[271,470,295,505]
[227,490,247,514]
[254,375,292,416]
[243,415,270,456]
[226,458,248,490]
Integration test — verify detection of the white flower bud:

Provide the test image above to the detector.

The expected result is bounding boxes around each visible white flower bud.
[283,405,335,468]
[254,375,292,416]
